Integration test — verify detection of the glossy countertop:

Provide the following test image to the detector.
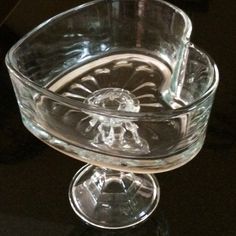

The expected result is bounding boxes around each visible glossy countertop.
[0,0,235,235]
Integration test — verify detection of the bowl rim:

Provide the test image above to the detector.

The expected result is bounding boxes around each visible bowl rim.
[5,0,218,120]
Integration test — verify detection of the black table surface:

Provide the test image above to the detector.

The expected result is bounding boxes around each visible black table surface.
[0,0,235,235]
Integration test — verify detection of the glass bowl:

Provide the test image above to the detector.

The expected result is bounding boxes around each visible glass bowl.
[5,0,218,230]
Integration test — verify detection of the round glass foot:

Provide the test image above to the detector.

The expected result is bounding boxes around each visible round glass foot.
[69,164,160,229]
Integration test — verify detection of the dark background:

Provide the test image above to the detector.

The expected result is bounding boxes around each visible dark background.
[0,0,235,235]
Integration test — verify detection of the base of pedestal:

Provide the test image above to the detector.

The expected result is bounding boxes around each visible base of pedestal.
[69,164,160,229]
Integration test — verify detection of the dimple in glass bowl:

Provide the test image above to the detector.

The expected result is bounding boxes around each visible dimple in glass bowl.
[5,0,218,230]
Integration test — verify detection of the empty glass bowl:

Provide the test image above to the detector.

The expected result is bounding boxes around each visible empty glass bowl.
[5,0,218,230]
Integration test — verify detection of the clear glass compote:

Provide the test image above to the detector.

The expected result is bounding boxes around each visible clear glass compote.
[5,0,218,230]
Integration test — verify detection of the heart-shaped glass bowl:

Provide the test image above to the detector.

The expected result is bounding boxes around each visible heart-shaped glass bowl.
[5,0,218,230]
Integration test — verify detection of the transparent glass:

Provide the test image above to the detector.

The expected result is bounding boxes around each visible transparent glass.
[5,0,218,230]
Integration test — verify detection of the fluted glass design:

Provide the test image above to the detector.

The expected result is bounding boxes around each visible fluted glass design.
[7,41,218,172]
[6,0,217,172]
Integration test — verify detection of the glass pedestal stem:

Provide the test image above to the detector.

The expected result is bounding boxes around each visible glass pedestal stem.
[69,164,160,229]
